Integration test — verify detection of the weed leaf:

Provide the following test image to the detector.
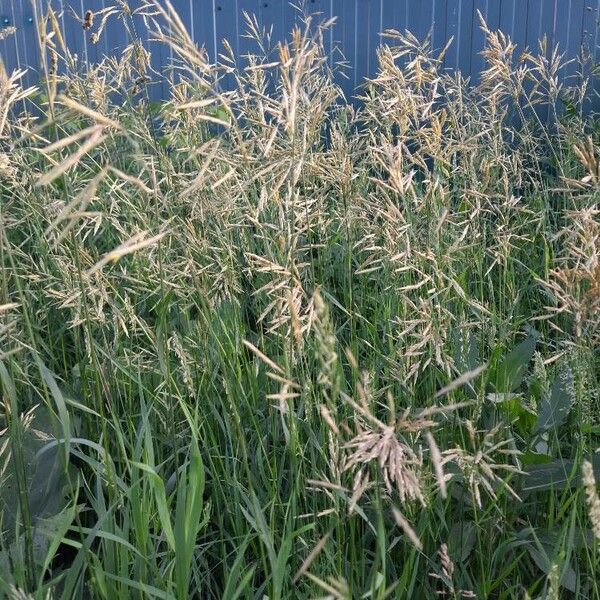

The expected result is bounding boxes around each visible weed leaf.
[533,367,574,434]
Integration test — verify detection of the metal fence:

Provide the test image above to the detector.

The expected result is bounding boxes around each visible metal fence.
[1,1,599,100]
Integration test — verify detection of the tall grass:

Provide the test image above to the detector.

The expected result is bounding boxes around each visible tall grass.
[0,2,599,598]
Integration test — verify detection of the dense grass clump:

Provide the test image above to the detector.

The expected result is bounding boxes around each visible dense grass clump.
[0,2,599,598]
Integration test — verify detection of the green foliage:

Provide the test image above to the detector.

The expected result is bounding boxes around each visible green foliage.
[0,2,599,598]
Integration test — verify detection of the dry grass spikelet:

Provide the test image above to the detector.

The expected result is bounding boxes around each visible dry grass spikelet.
[0,27,16,42]
[313,290,340,396]
[392,506,423,550]
[582,460,600,542]
[537,206,600,344]
[344,423,425,506]
[429,543,476,598]
[443,422,522,509]
[546,562,560,600]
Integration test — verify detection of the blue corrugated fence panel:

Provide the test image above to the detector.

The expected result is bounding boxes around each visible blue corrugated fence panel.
[214,0,239,61]
[262,0,286,57]
[471,0,499,80]
[554,0,579,81]
[353,0,377,87]
[415,0,433,42]
[2,0,598,103]
[60,0,89,71]
[1,7,19,83]
[237,0,260,62]
[445,0,466,71]
[431,0,449,56]
[526,0,555,51]
[13,0,38,88]
[331,0,357,98]
[499,0,527,53]
[587,0,600,111]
